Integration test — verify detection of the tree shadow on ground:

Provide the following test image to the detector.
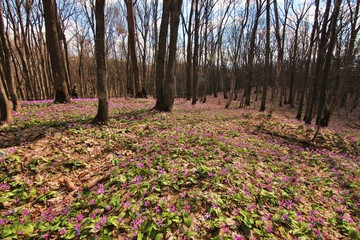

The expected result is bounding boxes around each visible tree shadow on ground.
[0,108,160,149]
[0,118,93,148]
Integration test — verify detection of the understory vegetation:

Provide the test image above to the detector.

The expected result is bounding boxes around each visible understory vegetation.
[0,97,359,239]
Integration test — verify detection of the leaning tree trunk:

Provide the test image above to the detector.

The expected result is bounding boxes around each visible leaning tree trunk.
[0,1,20,111]
[43,0,70,103]
[92,0,108,124]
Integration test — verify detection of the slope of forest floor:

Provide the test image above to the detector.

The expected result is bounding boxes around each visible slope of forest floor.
[0,97,359,240]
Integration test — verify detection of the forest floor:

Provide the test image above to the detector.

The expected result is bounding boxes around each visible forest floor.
[0,96,359,240]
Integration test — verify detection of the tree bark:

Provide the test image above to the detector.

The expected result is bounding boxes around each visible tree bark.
[186,0,195,100]
[154,0,171,110]
[92,0,108,124]
[316,0,341,127]
[0,0,20,111]
[296,0,319,120]
[162,0,182,111]
[0,76,13,124]
[43,0,70,103]
[191,0,200,105]
[125,0,142,98]
[244,0,264,106]
[260,0,271,112]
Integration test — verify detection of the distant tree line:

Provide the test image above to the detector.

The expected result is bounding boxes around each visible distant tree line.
[0,0,359,125]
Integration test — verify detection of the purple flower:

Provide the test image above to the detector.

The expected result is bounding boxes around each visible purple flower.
[105,205,111,211]
[59,228,66,235]
[204,212,211,219]
[234,235,245,240]
[89,199,95,205]
[97,184,105,194]
[76,213,84,223]
[155,205,161,213]
[170,205,176,212]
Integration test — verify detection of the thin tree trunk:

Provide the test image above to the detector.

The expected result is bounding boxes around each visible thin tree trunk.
[296,0,319,120]
[260,0,271,112]
[192,0,200,105]
[186,0,195,100]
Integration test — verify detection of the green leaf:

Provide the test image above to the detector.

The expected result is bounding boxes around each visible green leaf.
[22,224,34,235]
[155,233,163,240]
[137,232,144,240]
[110,195,121,208]
[349,228,360,239]
[183,214,192,228]
[0,226,13,238]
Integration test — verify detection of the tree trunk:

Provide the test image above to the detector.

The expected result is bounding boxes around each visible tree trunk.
[162,0,182,111]
[0,76,13,124]
[244,0,264,106]
[125,0,142,98]
[186,0,195,100]
[296,0,319,120]
[316,0,341,127]
[304,0,331,124]
[154,0,171,110]
[92,0,108,124]
[260,0,271,112]
[43,0,70,103]
[0,0,20,111]
[192,0,200,105]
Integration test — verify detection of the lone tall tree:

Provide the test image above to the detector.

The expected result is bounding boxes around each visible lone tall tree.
[43,0,70,103]
[0,0,20,111]
[92,0,108,124]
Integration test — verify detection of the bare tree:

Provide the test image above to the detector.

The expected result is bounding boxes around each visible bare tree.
[43,0,70,103]
[191,0,200,105]
[259,0,271,111]
[0,0,20,110]
[125,0,142,97]
[244,0,265,106]
[154,0,182,111]
[93,0,108,123]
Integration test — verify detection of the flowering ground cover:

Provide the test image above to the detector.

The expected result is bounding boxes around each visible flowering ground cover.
[0,97,359,239]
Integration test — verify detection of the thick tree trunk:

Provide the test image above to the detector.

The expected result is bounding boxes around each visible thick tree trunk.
[43,0,70,103]
[125,0,142,98]
[162,0,182,111]
[0,1,20,111]
[92,0,108,124]
[0,78,13,124]
[154,0,171,110]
